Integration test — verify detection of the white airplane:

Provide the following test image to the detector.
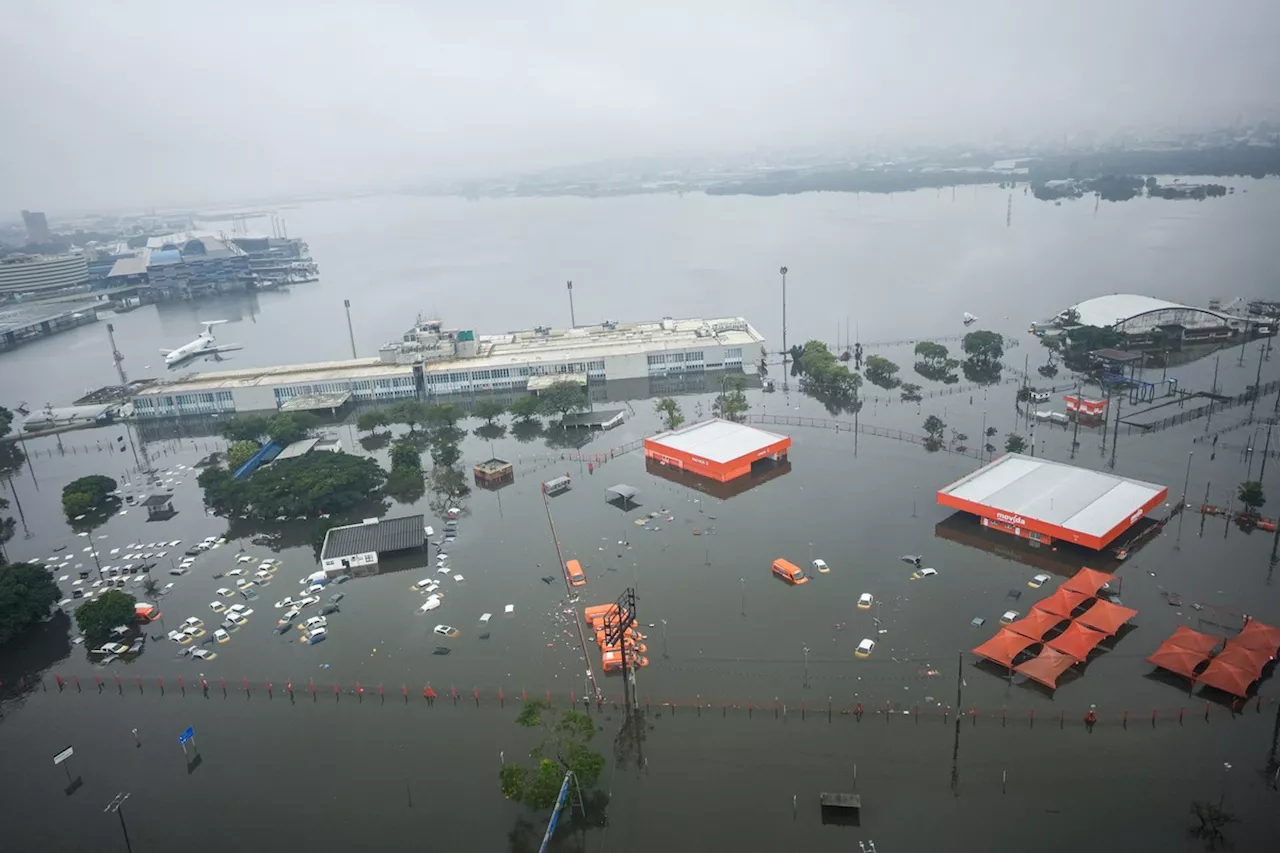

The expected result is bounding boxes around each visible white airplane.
[962,312,978,326]
[161,321,240,367]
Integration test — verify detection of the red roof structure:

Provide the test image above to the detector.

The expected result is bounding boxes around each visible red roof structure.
[1216,643,1275,676]
[1032,588,1091,619]
[1233,620,1280,654]
[1146,644,1209,680]
[1074,599,1138,636]
[1014,648,1078,689]
[1196,658,1256,698]
[1062,567,1116,597]
[1046,621,1109,662]
[972,629,1039,668]
[1005,610,1066,641]
[1162,625,1221,655]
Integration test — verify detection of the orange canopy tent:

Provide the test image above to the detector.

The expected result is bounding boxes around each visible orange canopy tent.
[972,629,1038,668]
[1045,620,1108,662]
[1062,567,1115,597]
[1032,588,1091,619]
[1004,610,1066,642]
[1074,599,1138,636]
[1196,657,1256,698]
[1216,643,1274,677]
[1146,643,1209,680]
[1162,625,1221,656]
[1232,620,1280,654]
[1013,648,1077,689]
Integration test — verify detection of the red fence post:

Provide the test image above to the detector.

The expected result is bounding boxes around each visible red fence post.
[56,674,64,692]
[1204,701,1210,722]
[499,687,505,708]
[243,678,250,697]
[178,676,184,696]
[136,676,143,694]
[473,687,479,708]
[1122,710,1128,729]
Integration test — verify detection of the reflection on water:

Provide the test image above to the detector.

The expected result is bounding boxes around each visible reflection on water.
[644,456,792,501]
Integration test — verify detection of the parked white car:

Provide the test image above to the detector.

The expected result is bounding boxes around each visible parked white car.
[181,617,204,629]
[303,616,327,630]
[214,629,230,643]
[217,587,234,598]
[419,595,442,613]
[209,601,226,612]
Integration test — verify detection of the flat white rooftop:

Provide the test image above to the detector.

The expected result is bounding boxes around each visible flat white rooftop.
[648,419,788,464]
[938,454,1166,538]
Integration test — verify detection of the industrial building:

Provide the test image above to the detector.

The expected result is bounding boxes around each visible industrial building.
[319,515,429,577]
[0,251,89,297]
[106,232,250,293]
[21,210,51,244]
[644,419,791,483]
[131,315,764,418]
[936,454,1167,551]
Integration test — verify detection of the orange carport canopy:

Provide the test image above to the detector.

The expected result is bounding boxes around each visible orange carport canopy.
[1062,567,1115,597]
[1005,610,1066,642]
[1074,599,1138,636]
[1233,620,1280,654]
[1045,620,1108,662]
[1032,588,1091,619]
[1216,643,1274,677]
[1162,625,1221,656]
[1014,648,1078,689]
[1196,657,1255,698]
[1146,643,1208,680]
[972,629,1038,668]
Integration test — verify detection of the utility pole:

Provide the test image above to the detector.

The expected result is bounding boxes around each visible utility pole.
[104,792,133,853]
[802,644,810,689]
[1069,382,1082,459]
[1250,341,1265,418]
[344,299,357,359]
[106,323,128,386]
[1175,451,1193,550]
[1109,392,1123,469]
[566,281,576,328]
[1261,425,1273,481]
[950,650,963,795]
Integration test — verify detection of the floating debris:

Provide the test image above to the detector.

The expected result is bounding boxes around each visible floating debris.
[432,646,452,655]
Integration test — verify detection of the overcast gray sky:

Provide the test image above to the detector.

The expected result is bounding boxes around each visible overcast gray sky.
[3,0,1277,211]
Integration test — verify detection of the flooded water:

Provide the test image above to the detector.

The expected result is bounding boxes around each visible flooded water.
[2,186,1280,850]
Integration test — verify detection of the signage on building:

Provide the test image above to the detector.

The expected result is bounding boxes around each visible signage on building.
[995,512,1027,526]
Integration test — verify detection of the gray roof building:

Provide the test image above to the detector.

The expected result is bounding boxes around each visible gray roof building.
[320,515,427,562]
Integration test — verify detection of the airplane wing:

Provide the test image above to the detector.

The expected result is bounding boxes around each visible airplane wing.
[159,349,172,355]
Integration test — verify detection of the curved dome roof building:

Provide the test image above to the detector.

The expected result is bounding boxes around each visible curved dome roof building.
[1061,295,1243,336]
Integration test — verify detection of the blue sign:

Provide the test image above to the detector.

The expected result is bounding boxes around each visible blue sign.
[178,726,194,745]
[538,772,573,853]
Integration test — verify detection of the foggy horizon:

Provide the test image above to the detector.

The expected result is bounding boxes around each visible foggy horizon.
[4,0,1278,212]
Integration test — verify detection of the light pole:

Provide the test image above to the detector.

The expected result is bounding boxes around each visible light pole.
[779,266,789,386]
[1175,450,1193,550]
[803,644,811,689]
[739,577,746,617]
[661,619,668,659]
[104,792,133,853]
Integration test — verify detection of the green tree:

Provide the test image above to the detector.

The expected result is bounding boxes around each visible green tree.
[429,438,462,468]
[793,340,863,405]
[913,341,950,367]
[1237,481,1265,517]
[864,355,902,389]
[196,467,249,516]
[390,441,423,472]
[714,375,750,422]
[227,440,261,471]
[430,466,471,505]
[1005,433,1028,454]
[74,589,137,643]
[900,383,923,403]
[498,699,606,810]
[200,453,386,520]
[0,406,13,437]
[219,415,270,443]
[0,497,15,562]
[961,330,1005,367]
[654,397,685,431]
[61,474,119,520]
[0,562,60,646]
[471,400,506,424]
[426,403,464,428]
[539,381,588,421]
[356,409,390,434]
[509,395,543,423]
[267,412,318,446]
[922,415,946,441]
[391,400,427,432]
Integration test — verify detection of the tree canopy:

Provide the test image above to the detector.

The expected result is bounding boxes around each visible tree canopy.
[266,412,319,446]
[654,397,685,431]
[198,452,387,519]
[961,330,1005,367]
[226,440,261,472]
[219,415,270,443]
[864,354,902,389]
[793,340,863,407]
[509,395,542,423]
[61,474,119,520]
[539,382,589,420]
[356,409,390,434]
[1005,433,1028,454]
[0,497,16,562]
[386,440,425,502]
[900,383,923,404]
[713,376,750,422]
[391,400,427,431]
[914,341,950,366]
[1237,481,1265,515]
[0,563,60,646]
[74,589,136,643]
[0,406,13,437]
[471,400,506,424]
[498,699,605,811]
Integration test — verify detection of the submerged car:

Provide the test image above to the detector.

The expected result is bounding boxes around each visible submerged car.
[433,624,459,638]
[1028,573,1052,589]
[857,593,873,610]
[855,638,876,658]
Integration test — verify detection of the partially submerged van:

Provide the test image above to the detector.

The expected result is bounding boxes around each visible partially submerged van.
[566,559,587,588]
[771,558,808,585]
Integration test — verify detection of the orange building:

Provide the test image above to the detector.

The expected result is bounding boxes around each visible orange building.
[643,419,790,483]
